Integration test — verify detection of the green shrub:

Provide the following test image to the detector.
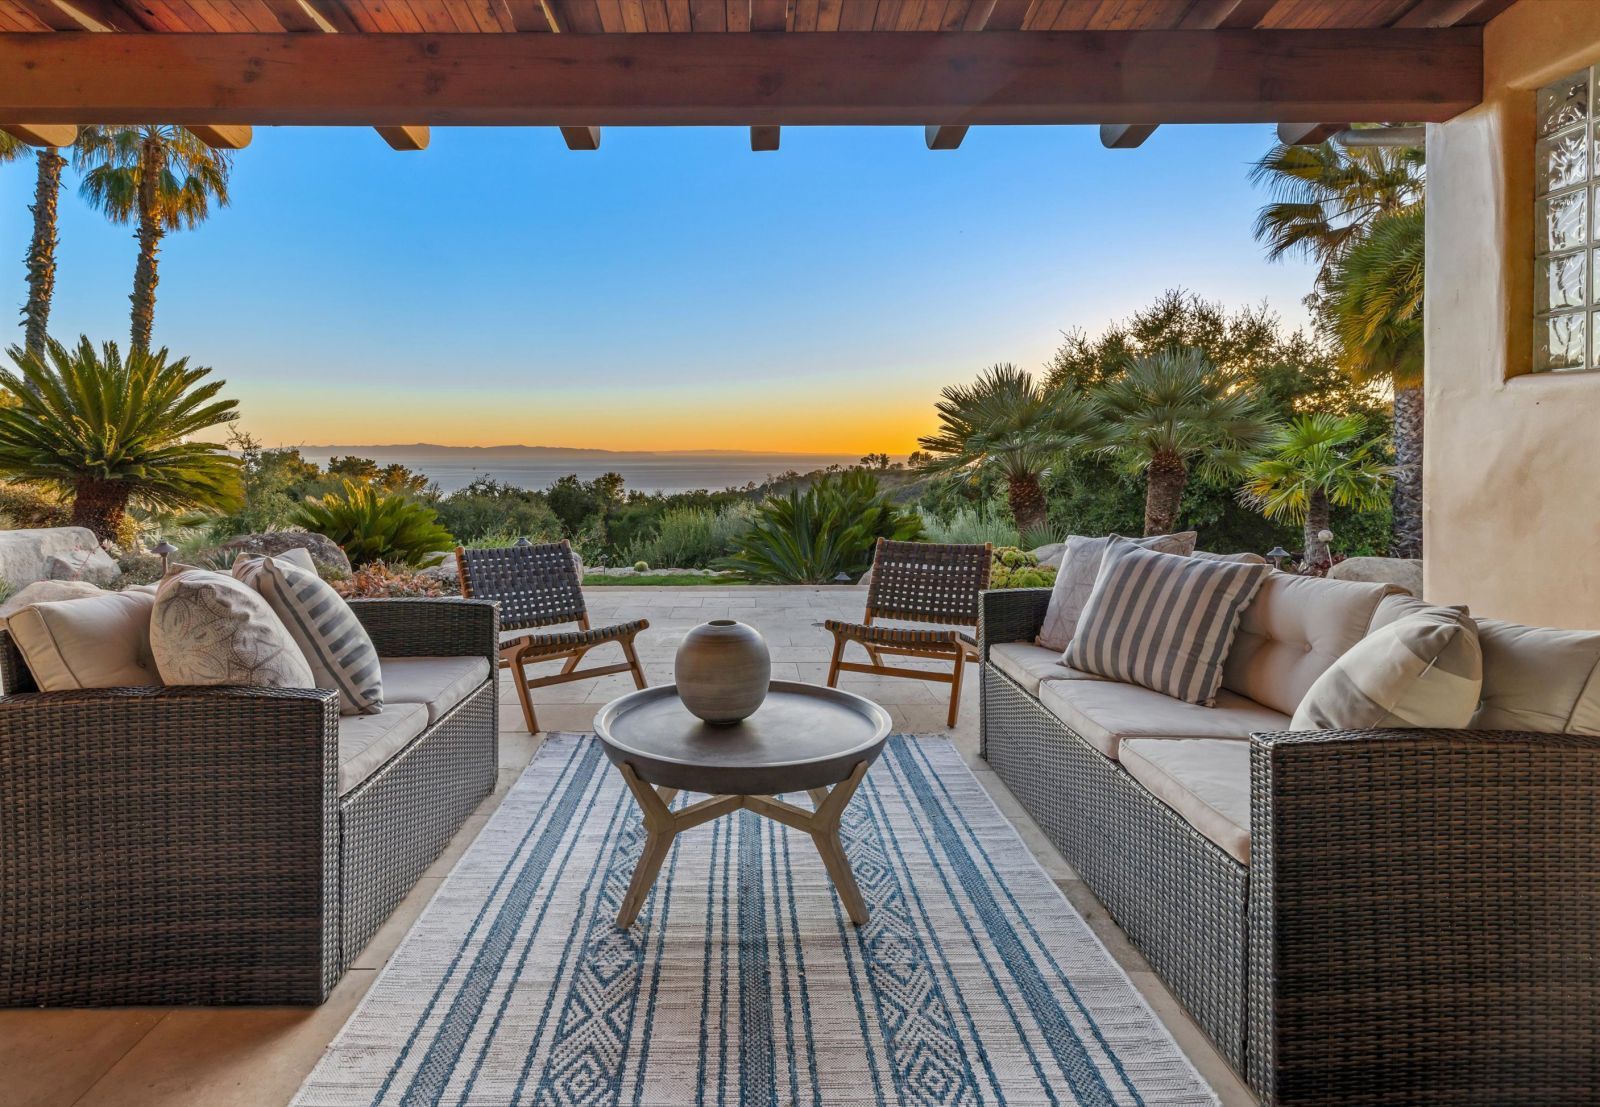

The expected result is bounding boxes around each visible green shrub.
[718,472,922,584]
[633,560,650,572]
[291,482,454,568]
[917,506,1021,549]
[625,502,756,569]
[434,477,561,544]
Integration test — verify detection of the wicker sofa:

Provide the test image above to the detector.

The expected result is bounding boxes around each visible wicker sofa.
[978,576,1600,1106]
[0,596,499,1007]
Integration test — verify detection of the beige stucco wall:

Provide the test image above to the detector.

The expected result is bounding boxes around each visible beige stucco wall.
[1426,0,1600,628]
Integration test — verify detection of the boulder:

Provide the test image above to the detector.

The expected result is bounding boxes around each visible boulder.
[1328,556,1423,597]
[220,531,352,576]
[1032,542,1067,570]
[0,579,105,625]
[0,527,121,589]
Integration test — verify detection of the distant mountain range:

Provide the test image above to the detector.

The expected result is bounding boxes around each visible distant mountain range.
[290,443,862,461]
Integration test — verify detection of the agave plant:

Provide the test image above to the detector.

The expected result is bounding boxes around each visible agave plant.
[717,471,921,584]
[0,337,242,541]
[291,482,455,569]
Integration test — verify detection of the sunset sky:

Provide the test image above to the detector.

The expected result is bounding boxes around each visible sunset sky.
[5,123,1315,455]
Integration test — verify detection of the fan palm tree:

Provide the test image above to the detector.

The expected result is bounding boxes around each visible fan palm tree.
[1250,139,1424,268]
[1318,207,1424,558]
[0,337,242,540]
[75,126,233,352]
[1240,413,1391,568]
[916,363,1099,531]
[22,142,69,357]
[1093,346,1274,536]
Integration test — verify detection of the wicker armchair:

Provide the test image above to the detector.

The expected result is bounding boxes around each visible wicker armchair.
[825,539,991,727]
[0,597,499,1007]
[455,540,648,733]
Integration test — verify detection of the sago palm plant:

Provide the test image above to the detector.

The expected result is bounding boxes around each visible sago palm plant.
[1093,346,1274,536]
[916,363,1098,531]
[718,472,921,584]
[0,338,243,540]
[292,482,455,568]
[76,126,233,352]
[1240,413,1391,568]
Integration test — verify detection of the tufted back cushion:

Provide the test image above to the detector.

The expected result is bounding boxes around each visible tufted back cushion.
[1468,618,1600,735]
[1221,572,1399,716]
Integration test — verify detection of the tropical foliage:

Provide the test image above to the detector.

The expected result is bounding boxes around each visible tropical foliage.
[989,546,1056,590]
[718,472,922,584]
[0,338,241,540]
[916,363,1098,531]
[1249,140,1423,269]
[292,482,455,568]
[1240,413,1391,568]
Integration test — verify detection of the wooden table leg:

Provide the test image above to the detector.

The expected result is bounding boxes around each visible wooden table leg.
[615,763,743,929]
[808,761,871,926]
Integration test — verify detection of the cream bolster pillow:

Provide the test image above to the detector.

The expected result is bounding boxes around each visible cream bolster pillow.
[233,554,383,716]
[1290,606,1484,731]
[8,590,161,691]
[150,569,316,689]
[1036,531,1198,652]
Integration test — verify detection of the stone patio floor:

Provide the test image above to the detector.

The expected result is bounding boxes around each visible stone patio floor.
[1,586,1253,1107]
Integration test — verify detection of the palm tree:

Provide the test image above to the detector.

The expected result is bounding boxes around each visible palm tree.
[1252,135,1427,558]
[915,363,1099,531]
[23,142,69,357]
[1317,207,1424,558]
[75,126,233,352]
[1092,346,1274,536]
[1240,412,1391,569]
[0,337,243,540]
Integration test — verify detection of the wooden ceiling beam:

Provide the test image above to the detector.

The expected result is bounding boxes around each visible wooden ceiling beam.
[187,124,252,149]
[1100,123,1159,149]
[0,30,1483,127]
[560,125,600,149]
[1277,121,1348,145]
[748,1,787,152]
[925,0,1032,150]
[374,124,429,150]
[0,122,78,146]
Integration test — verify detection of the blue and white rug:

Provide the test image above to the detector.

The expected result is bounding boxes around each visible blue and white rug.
[295,734,1217,1106]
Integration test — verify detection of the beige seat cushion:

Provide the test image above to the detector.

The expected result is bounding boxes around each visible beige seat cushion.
[987,642,1101,696]
[1469,618,1600,735]
[1222,572,1399,716]
[381,656,491,724]
[151,569,315,689]
[8,590,160,691]
[338,703,429,795]
[1291,606,1482,731]
[1120,738,1251,864]
[1039,678,1290,760]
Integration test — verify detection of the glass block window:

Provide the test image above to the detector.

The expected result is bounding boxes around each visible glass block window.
[1535,66,1600,371]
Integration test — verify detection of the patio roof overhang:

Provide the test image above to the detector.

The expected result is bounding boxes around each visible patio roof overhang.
[0,0,1511,153]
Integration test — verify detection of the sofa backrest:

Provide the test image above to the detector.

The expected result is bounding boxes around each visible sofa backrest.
[1469,618,1600,735]
[1222,572,1400,716]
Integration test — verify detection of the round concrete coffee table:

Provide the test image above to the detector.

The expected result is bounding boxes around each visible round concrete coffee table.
[595,680,892,929]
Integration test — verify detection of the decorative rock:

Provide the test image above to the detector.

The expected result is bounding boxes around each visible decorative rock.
[44,547,121,587]
[0,527,120,589]
[0,579,105,625]
[674,619,771,725]
[1328,556,1423,597]
[220,531,352,576]
[1032,542,1067,570]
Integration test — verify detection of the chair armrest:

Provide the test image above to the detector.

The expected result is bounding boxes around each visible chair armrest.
[977,587,1051,660]
[349,597,499,669]
[0,685,343,1004]
[1247,727,1600,1103]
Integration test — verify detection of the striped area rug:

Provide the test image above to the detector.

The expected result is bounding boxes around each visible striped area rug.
[295,734,1217,1107]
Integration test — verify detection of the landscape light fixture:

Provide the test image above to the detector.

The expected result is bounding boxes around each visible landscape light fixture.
[834,572,853,585]
[153,539,177,575]
[1265,546,1291,571]
[515,536,532,547]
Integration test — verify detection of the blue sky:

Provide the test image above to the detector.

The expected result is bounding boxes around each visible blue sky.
[1,122,1315,453]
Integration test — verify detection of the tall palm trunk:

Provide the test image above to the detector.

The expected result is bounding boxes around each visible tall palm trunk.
[1005,472,1047,532]
[23,147,65,357]
[1303,486,1332,569]
[1143,449,1188,535]
[130,134,163,353]
[70,477,130,543]
[1390,384,1424,559]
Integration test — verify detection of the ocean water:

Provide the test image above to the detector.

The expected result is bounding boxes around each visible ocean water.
[290,452,860,496]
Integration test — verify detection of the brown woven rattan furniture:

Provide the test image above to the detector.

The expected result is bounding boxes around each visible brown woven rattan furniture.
[977,586,1600,1105]
[0,596,499,1007]
[825,538,991,727]
[455,540,648,734]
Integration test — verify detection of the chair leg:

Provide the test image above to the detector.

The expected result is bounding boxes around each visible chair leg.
[826,634,846,687]
[621,636,648,689]
[512,654,539,734]
[560,647,586,676]
[946,650,965,729]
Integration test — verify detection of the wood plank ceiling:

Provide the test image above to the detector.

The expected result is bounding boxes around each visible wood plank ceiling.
[0,0,1515,152]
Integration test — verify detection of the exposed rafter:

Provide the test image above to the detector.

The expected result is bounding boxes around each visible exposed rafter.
[1277,121,1349,145]
[0,123,78,147]
[1099,124,1160,149]
[561,126,601,150]
[187,124,253,150]
[16,0,149,32]
[924,124,965,150]
[374,125,429,151]
[748,0,787,153]
[925,0,1030,151]
[750,125,779,151]
[267,0,424,150]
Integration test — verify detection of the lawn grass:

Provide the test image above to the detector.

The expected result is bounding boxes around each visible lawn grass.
[583,573,748,587]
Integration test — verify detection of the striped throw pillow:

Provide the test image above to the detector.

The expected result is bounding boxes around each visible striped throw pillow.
[1065,538,1270,706]
[234,555,383,716]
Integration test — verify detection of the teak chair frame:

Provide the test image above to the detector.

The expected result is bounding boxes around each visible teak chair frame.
[455,540,648,733]
[825,539,992,728]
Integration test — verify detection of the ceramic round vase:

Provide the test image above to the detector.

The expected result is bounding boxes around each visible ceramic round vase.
[675,619,771,725]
